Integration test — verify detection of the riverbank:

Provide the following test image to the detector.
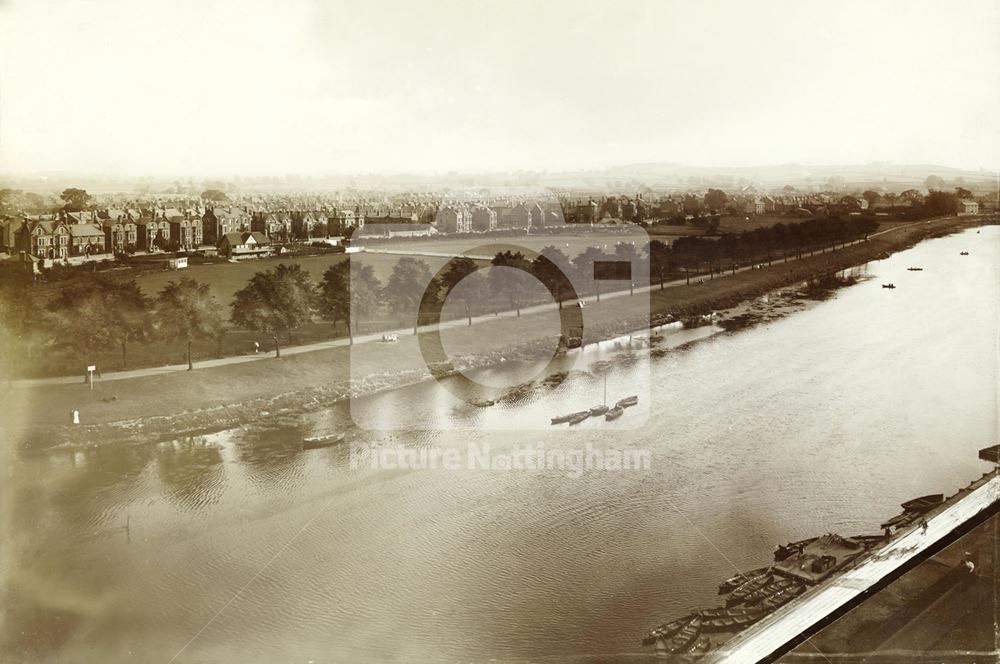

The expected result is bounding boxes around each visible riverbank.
[5,215,990,450]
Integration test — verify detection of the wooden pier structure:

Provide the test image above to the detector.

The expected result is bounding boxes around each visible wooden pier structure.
[703,469,1000,664]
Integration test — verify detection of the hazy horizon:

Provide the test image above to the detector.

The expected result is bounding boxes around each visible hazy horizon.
[2,0,998,176]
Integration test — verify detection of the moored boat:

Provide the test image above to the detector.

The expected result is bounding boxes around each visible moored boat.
[665,616,702,654]
[605,406,624,420]
[758,583,805,611]
[641,614,692,646]
[589,405,609,417]
[686,636,711,657]
[718,566,771,594]
[900,494,944,512]
[906,267,923,271]
[551,411,587,425]
[727,572,774,606]
[881,283,895,289]
[568,411,590,425]
[302,433,345,449]
[616,395,639,408]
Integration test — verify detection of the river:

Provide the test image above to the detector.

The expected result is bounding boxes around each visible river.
[3,225,997,663]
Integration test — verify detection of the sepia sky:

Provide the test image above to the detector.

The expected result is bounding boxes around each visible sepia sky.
[1,0,998,176]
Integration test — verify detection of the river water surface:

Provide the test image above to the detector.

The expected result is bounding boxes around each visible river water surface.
[4,226,998,663]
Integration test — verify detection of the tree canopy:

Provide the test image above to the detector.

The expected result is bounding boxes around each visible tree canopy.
[385,256,436,332]
[319,259,382,341]
[46,277,151,369]
[231,264,315,356]
[60,188,91,212]
[200,189,229,203]
[439,256,483,325]
[155,277,224,369]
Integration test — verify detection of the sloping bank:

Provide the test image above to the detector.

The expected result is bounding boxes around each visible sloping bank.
[7,215,987,450]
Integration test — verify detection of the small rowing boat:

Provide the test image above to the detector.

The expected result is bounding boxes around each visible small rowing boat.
[589,405,609,417]
[552,410,588,425]
[568,411,590,425]
[718,566,771,595]
[665,616,702,654]
[302,433,345,450]
[616,395,639,408]
[641,614,692,646]
[605,406,624,421]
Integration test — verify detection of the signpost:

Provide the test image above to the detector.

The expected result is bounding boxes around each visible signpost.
[86,364,96,390]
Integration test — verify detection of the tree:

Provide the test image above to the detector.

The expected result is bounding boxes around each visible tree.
[954,186,973,199]
[703,188,728,212]
[923,190,959,216]
[861,190,881,207]
[532,246,572,308]
[384,257,436,333]
[0,277,47,384]
[645,240,671,289]
[439,256,483,325]
[614,242,640,294]
[319,260,382,343]
[200,189,229,203]
[106,280,153,369]
[572,246,608,300]
[489,250,532,316]
[60,188,91,212]
[231,264,315,357]
[925,175,945,190]
[46,277,151,369]
[155,278,224,370]
[47,284,111,356]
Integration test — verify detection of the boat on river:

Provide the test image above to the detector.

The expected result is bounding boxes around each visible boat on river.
[700,606,767,632]
[740,577,798,606]
[605,406,624,421]
[906,267,923,271]
[726,572,775,606]
[901,494,944,511]
[568,411,590,425]
[589,405,609,417]
[551,411,587,425]
[641,614,693,646]
[664,616,702,654]
[758,583,806,611]
[616,395,639,408]
[882,283,895,289]
[687,636,711,657]
[302,433,345,449]
[718,566,771,594]
[960,251,970,255]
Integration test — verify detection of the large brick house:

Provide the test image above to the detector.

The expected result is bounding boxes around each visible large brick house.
[68,223,107,255]
[470,206,498,232]
[102,216,139,254]
[435,206,470,234]
[136,215,171,252]
[202,207,251,245]
[15,219,71,259]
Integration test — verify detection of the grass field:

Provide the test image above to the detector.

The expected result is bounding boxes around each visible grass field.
[132,251,461,305]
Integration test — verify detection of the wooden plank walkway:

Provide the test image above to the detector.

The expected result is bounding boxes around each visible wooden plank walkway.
[705,471,1000,664]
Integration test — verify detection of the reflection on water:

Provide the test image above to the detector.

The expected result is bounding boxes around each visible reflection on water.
[3,226,998,664]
